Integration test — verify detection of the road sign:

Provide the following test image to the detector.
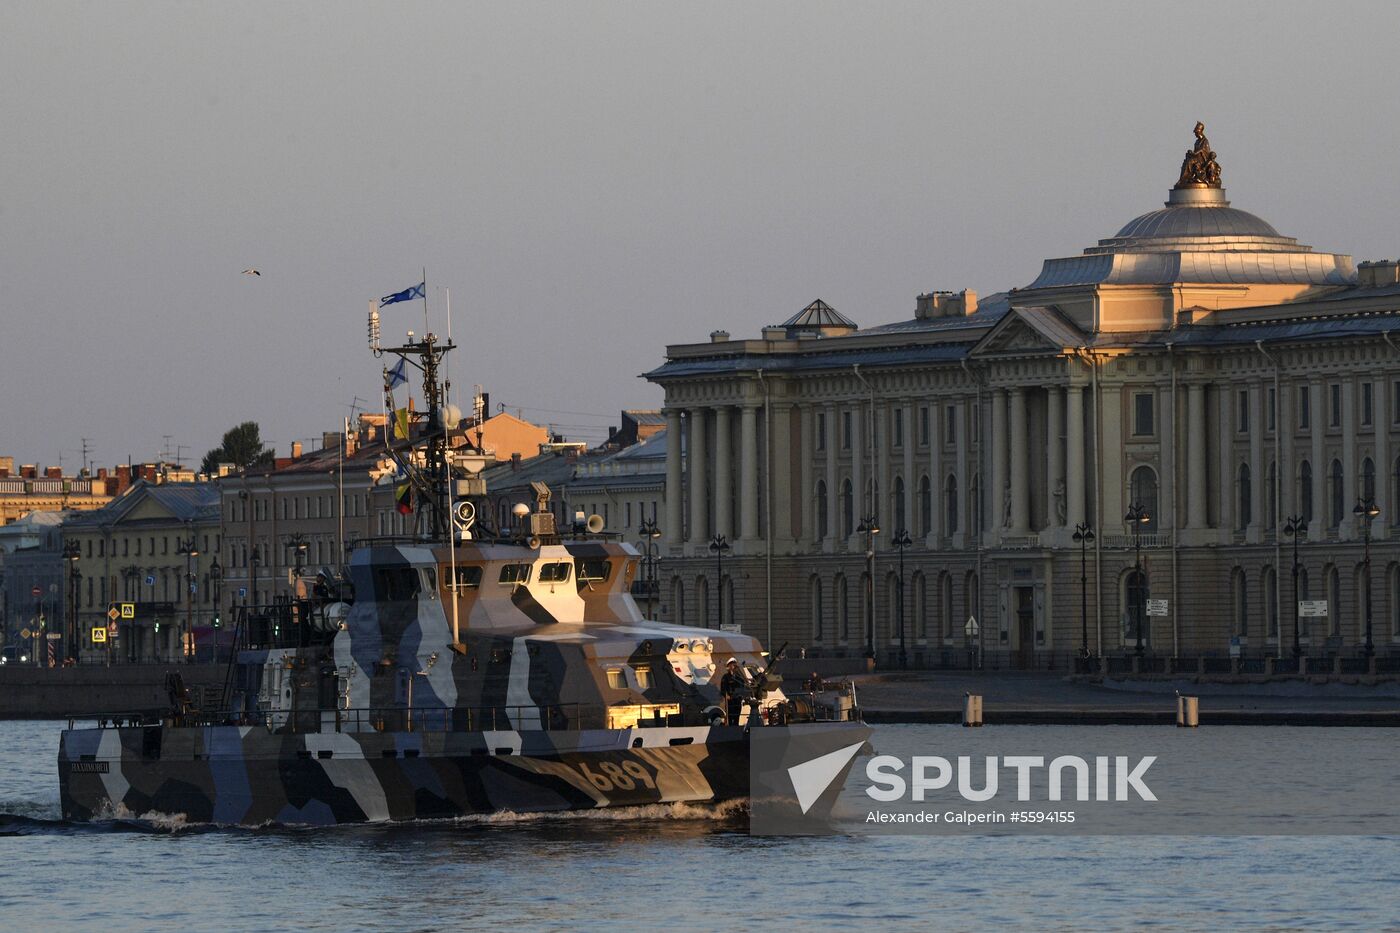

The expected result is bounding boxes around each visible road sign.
[145,574,155,587]
[107,606,121,622]
[46,633,61,640]
[719,623,742,633]
[120,603,136,619]
[1299,600,1328,617]
[91,626,107,644]
[108,621,118,636]
[238,586,248,599]
[30,585,41,597]
[965,615,979,637]
[1146,599,1169,617]
[20,628,30,640]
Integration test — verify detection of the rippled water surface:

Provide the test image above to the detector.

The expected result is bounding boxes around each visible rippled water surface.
[1,720,1396,931]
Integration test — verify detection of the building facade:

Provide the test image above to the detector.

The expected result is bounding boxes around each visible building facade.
[645,126,1400,667]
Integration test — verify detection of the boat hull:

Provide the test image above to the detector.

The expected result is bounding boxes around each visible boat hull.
[58,720,870,826]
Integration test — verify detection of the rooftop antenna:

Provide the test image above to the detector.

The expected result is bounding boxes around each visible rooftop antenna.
[80,437,93,476]
[176,445,190,469]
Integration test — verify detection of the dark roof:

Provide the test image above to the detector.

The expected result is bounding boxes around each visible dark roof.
[645,341,978,380]
[780,299,857,330]
[65,480,220,528]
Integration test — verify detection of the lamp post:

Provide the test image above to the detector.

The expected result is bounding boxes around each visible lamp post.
[121,565,139,663]
[209,557,223,663]
[1283,514,1305,661]
[708,534,730,630]
[63,540,81,663]
[1353,498,1380,659]
[638,516,662,621]
[857,515,879,659]
[891,529,912,670]
[1072,522,1095,661]
[177,533,199,662]
[1124,503,1150,657]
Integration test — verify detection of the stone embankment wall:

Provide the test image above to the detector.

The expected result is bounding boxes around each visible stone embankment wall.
[0,664,228,719]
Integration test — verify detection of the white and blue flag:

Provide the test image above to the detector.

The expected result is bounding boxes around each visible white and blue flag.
[380,282,425,307]
[386,357,409,390]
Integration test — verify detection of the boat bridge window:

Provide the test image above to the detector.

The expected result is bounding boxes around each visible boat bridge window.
[499,564,531,585]
[373,568,420,602]
[575,559,612,587]
[605,669,625,689]
[420,568,438,597]
[538,562,571,584]
[451,566,483,590]
[634,665,653,689]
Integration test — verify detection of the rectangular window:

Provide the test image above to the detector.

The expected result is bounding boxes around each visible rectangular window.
[893,409,904,449]
[1299,386,1310,429]
[625,502,632,528]
[1330,383,1341,427]
[1362,382,1373,426]
[605,669,626,690]
[576,558,612,584]
[945,405,956,445]
[816,413,827,451]
[1133,392,1154,436]
[498,564,531,585]
[538,562,571,583]
[918,407,930,446]
[1237,389,1249,433]
[1267,387,1276,432]
[841,412,852,450]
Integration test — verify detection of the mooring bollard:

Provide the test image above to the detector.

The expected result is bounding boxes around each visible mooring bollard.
[963,693,983,728]
[1175,693,1199,728]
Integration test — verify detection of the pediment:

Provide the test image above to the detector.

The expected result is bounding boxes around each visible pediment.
[969,306,1084,357]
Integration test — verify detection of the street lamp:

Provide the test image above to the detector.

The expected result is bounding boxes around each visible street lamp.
[209,556,223,663]
[177,533,199,663]
[708,534,730,630]
[63,540,81,663]
[1353,498,1380,659]
[857,515,879,659]
[1124,503,1150,657]
[638,516,662,621]
[1072,522,1095,661]
[891,529,912,670]
[1283,514,1305,661]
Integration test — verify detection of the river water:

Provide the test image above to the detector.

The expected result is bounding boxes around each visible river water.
[1,720,1396,931]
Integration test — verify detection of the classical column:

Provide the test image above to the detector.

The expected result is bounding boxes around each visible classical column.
[1187,383,1208,529]
[1218,386,1234,532]
[1248,382,1264,536]
[927,401,942,544]
[1342,378,1357,537]
[1009,387,1030,535]
[990,389,1008,533]
[1376,377,1390,537]
[1046,387,1064,532]
[665,409,683,547]
[1309,380,1326,538]
[1160,379,1175,534]
[1066,385,1086,530]
[876,402,890,525]
[713,406,733,540]
[825,403,839,544]
[902,400,916,535]
[739,404,759,542]
[800,405,816,544]
[850,402,865,541]
[953,398,968,541]
[771,402,794,543]
[688,407,708,546]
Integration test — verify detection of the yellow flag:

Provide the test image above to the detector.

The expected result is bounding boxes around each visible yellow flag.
[393,407,410,442]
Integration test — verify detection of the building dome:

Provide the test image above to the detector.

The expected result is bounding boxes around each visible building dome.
[1113,201,1281,241]
[1087,186,1301,255]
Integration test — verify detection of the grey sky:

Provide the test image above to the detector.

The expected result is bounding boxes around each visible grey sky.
[3,1,1396,469]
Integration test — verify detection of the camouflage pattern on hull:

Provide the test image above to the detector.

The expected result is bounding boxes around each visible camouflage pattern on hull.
[59,721,871,825]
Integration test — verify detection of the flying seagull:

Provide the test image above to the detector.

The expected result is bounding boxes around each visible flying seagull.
[242,268,261,276]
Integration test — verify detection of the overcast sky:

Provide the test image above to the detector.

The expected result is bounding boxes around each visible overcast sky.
[3,1,1397,469]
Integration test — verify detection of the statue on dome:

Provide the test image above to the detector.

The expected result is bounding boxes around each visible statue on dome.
[1174,121,1222,189]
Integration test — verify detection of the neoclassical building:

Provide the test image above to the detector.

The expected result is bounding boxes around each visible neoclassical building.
[645,125,1400,667]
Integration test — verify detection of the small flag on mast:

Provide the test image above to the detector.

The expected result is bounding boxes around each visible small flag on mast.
[392,407,411,442]
[395,481,414,515]
[386,358,408,390]
[380,282,425,307]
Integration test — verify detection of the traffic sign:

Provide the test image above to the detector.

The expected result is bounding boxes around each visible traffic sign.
[145,574,155,587]
[20,628,30,640]
[30,585,41,598]
[120,603,136,619]
[965,615,980,637]
[1146,599,1169,617]
[238,586,248,599]
[46,633,61,640]
[107,606,121,622]
[107,622,118,636]
[91,626,107,644]
[1299,600,1328,618]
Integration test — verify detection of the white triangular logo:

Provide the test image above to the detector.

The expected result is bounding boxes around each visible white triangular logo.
[787,742,864,814]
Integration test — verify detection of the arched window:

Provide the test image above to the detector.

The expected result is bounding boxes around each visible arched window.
[1329,460,1344,530]
[1326,565,1341,636]
[941,573,954,640]
[836,574,849,642]
[809,576,824,643]
[1263,566,1278,637]
[1129,466,1159,533]
[1299,460,1313,525]
[1237,464,1252,530]
[840,479,854,538]
[815,480,829,539]
[1122,566,1150,647]
[913,572,927,639]
[892,476,906,533]
[1233,568,1249,637]
[696,575,710,629]
[919,475,932,537]
[944,475,959,536]
[1362,457,1376,503]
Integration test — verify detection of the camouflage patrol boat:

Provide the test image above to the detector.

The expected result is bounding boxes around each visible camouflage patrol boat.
[59,298,868,826]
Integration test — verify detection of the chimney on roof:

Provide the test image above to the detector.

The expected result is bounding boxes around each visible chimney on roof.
[916,289,978,320]
[20,464,37,479]
[292,441,303,459]
[511,452,521,471]
[45,466,62,479]
[1358,260,1400,288]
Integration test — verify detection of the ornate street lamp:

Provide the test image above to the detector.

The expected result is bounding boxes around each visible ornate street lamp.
[1353,498,1380,659]
[1283,514,1306,661]
[63,540,81,663]
[857,515,879,659]
[1124,503,1150,657]
[1072,522,1095,661]
[638,516,662,621]
[177,532,199,662]
[891,529,912,670]
[209,556,223,663]
[708,534,730,630]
